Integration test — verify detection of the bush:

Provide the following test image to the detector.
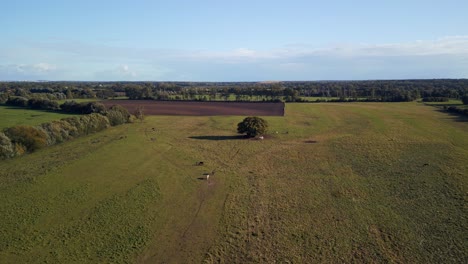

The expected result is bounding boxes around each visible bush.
[62,116,87,136]
[6,97,29,107]
[76,114,110,134]
[86,114,111,133]
[0,132,17,159]
[106,105,131,126]
[134,106,145,122]
[4,125,48,152]
[39,119,78,145]
[60,101,80,113]
[60,101,106,114]
[0,93,9,104]
[28,98,60,110]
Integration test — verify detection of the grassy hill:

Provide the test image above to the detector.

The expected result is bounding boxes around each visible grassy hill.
[0,102,466,263]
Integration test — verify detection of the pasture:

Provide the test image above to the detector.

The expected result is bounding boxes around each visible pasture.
[0,102,466,263]
[0,105,77,130]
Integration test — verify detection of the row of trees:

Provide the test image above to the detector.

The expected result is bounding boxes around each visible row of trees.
[0,105,134,160]
[6,97,60,110]
[1,79,467,103]
[5,97,115,116]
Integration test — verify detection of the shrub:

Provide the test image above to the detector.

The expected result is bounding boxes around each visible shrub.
[86,113,111,133]
[0,93,9,104]
[4,125,48,152]
[77,114,110,134]
[57,114,109,137]
[27,98,60,110]
[62,116,87,136]
[60,101,106,114]
[6,97,29,107]
[39,119,78,145]
[88,102,106,114]
[60,101,80,113]
[106,105,131,126]
[134,106,145,122]
[0,132,17,159]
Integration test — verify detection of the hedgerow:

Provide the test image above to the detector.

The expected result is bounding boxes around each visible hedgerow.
[0,107,131,160]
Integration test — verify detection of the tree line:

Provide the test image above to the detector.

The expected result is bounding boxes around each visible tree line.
[1,79,467,103]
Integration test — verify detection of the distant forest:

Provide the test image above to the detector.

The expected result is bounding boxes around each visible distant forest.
[1,79,467,103]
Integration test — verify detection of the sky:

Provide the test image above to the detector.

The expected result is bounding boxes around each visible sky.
[1,0,468,81]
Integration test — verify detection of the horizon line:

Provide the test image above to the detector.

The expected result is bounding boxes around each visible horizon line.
[1,78,467,83]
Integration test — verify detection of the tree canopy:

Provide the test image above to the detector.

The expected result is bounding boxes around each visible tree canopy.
[462,95,468,105]
[237,116,268,138]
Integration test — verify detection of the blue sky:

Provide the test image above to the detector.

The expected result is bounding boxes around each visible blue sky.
[1,0,467,81]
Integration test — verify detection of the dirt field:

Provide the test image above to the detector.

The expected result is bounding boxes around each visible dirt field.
[101,100,285,116]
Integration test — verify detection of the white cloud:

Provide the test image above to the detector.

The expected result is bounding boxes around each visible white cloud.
[344,36,468,57]
[92,64,137,80]
[13,63,57,74]
[117,64,137,77]
[2,36,468,80]
[155,36,468,65]
[20,36,468,63]
[31,63,57,72]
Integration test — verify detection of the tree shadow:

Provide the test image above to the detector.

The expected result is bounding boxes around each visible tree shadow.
[189,135,246,140]
[435,109,468,122]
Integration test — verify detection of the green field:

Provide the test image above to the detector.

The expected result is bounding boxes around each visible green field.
[0,103,466,263]
[0,105,78,130]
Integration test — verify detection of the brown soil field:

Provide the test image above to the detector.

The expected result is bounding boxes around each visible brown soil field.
[101,100,285,116]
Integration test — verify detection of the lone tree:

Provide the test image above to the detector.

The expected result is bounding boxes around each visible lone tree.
[237,116,268,138]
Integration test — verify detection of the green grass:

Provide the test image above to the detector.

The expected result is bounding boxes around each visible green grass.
[0,102,466,263]
[0,105,78,130]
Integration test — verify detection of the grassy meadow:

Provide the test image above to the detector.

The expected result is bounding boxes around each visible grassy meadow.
[0,105,78,130]
[0,102,466,263]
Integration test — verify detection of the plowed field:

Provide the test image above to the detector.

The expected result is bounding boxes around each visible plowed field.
[101,100,284,116]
